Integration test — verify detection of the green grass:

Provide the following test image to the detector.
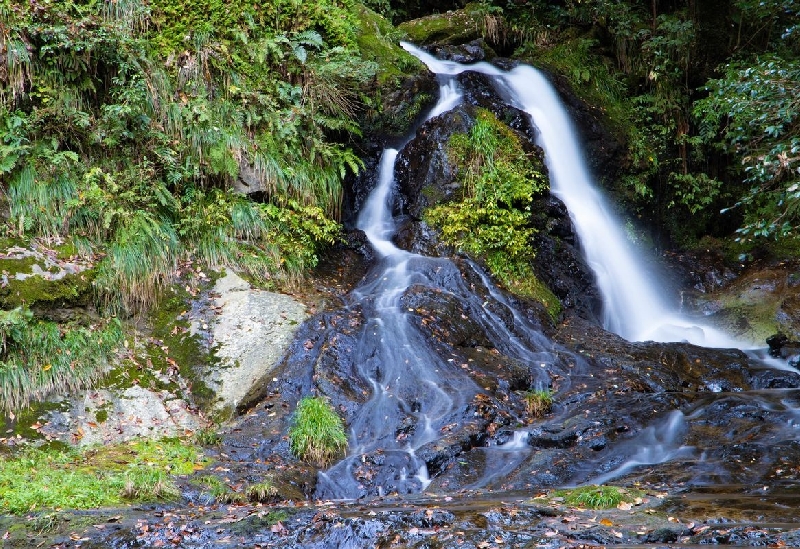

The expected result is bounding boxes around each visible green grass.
[521,389,553,418]
[288,396,348,467]
[555,485,633,509]
[0,438,208,514]
[0,308,123,414]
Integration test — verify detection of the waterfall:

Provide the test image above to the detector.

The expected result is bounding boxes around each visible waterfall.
[403,42,748,349]
[315,63,576,499]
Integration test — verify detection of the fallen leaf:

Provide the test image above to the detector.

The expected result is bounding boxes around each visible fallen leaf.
[617,502,632,510]
[599,518,614,527]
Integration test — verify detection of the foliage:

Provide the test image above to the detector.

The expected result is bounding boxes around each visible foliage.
[0,437,207,514]
[0,0,378,314]
[555,485,631,509]
[424,109,555,312]
[0,307,122,413]
[521,389,553,419]
[288,396,348,467]
[695,55,800,238]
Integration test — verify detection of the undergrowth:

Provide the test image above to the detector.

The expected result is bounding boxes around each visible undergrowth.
[0,437,208,514]
[0,307,122,414]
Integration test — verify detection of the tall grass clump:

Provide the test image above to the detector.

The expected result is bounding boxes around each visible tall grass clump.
[522,388,553,419]
[288,396,348,467]
[0,307,122,414]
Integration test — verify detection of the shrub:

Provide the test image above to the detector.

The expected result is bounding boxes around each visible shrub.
[288,396,348,467]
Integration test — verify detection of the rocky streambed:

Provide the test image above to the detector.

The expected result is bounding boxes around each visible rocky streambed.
[4,39,800,549]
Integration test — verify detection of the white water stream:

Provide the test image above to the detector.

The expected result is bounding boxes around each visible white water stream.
[401,42,749,349]
[399,43,796,488]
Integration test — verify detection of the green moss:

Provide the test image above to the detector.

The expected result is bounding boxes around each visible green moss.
[398,4,483,45]
[146,281,218,415]
[357,6,423,86]
[356,5,434,135]
[0,269,95,309]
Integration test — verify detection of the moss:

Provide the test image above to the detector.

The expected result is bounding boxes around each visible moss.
[397,4,483,45]
[356,5,435,135]
[503,272,562,321]
[0,269,95,309]
[146,280,219,415]
[356,5,423,86]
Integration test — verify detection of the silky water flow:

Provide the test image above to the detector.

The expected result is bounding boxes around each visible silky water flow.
[315,44,800,498]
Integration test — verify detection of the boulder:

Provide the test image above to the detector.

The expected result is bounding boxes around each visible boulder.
[196,270,308,416]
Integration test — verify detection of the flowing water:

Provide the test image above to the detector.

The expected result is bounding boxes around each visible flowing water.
[315,72,575,499]
[313,43,800,508]
[401,43,745,348]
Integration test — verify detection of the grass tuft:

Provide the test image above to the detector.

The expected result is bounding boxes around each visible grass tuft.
[288,396,348,467]
[522,389,553,418]
[556,485,629,509]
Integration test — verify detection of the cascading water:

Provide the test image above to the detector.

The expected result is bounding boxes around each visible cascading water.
[401,42,747,349]
[397,43,800,493]
[310,43,800,502]
[315,71,573,499]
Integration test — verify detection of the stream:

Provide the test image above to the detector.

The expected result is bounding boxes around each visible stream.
[309,43,800,515]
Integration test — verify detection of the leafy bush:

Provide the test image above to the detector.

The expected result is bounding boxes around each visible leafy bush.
[695,56,800,239]
[289,396,348,467]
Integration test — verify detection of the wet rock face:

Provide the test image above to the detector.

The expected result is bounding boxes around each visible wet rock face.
[394,103,473,220]
[426,39,494,63]
[680,260,800,344]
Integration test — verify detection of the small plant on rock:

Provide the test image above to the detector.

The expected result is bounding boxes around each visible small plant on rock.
[557,485,626,509]
[289,396,348,467]
[522,389,553,418]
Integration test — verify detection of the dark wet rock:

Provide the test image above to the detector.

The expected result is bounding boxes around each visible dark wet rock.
[531,195,603,322]
[427,38,495,63]
[395,103,473,220]
[342,145,384,230]
[643,527,684,543]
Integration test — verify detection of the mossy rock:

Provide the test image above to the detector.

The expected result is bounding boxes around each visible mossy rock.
[0,270,95,310]
[356,5,437,136]
[398,4,483,46]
